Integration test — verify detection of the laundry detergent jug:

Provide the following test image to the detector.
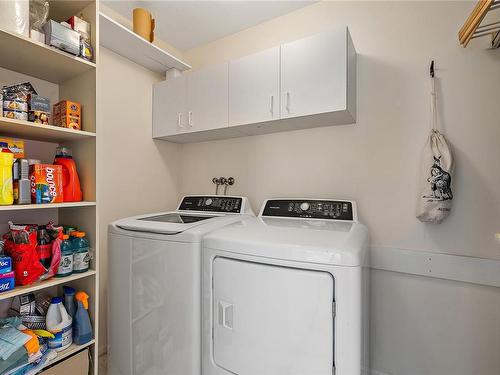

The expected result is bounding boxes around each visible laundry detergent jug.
[46,297,73,351]
[54,146,82,202]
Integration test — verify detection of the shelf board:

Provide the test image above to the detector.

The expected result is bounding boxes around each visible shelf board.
[0,201,96,211]
[0,117,96,142]
[0,28,95,84]
[0,270,96,301]
[44,340,95,369]
[99,12,191,73]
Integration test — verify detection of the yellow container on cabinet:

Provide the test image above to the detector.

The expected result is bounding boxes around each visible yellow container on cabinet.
[0,151,14,205]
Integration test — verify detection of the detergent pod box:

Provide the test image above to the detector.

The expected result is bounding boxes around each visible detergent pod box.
[30,164,63,204]
[0,257,12,274]
[0,272,15,293]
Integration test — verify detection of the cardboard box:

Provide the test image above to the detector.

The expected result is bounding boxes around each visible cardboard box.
[27,94,50,113]
[28,110,50,125]
[30,164,63,204]
[0,257,12,274]
[0,138,25,158]
[67,15,91,42]
[43,20,80,56]
[53,100,81,130]
[42,349,89,375]
[3,111,28,121]
[0,271,15,293]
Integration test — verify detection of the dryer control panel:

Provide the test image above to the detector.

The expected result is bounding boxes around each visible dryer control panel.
[178,196,243,213]
[261,199,355,221]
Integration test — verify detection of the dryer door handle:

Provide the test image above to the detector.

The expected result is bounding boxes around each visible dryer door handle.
[218,301,233,330]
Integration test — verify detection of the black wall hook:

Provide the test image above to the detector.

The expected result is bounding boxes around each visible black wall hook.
[430,60,435,78]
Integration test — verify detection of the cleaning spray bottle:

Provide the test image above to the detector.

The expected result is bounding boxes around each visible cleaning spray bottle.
[74,291,92,345]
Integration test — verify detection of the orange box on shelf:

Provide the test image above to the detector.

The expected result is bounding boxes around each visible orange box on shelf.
[30,164,63,204]
[52,100,81,130]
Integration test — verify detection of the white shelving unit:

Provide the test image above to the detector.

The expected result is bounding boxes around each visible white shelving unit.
[0,0,99,373]
[99,12,191,73]
[0,117,96,142]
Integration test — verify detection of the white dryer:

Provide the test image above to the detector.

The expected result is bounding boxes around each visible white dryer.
[202,198,369,375]
[108,195,254,375]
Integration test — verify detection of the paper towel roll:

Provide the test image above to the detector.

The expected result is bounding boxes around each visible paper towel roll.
[0,0,29,37]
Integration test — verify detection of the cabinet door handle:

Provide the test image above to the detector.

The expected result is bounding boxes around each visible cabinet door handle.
[177,113,183,128]
[188,111,193,127]
[286,92,291,113]
[270,95,274,115]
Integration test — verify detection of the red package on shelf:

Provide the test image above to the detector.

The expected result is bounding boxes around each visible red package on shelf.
[4,228,45,286]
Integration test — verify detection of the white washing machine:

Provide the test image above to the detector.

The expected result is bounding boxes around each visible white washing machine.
[202,198,369,375]
[108,195,254,375]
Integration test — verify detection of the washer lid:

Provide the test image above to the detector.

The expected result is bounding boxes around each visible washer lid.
[115,212,223,234]
[203,216,368,266]
[112,195,254,235]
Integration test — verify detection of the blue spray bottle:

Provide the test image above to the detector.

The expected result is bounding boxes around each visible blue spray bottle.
[74,291,93,345]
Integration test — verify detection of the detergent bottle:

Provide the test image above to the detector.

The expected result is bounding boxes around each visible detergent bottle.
[63,286,77,319]
[73,291,92,345]
[56,235,74,277]
[54,146,82,202]
[46,297,73,351]
[73,232,90,273]
[0,142,14,205]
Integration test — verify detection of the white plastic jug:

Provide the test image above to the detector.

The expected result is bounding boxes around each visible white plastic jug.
[46,297,73,351]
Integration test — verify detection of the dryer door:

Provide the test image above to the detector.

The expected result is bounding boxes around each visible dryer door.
[212,257,334,374]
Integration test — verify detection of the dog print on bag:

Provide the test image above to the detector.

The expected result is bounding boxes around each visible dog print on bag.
[424,156,453,201]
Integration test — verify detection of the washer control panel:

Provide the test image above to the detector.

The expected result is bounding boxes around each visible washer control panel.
[178,196,243,213]
[261,199,355,221]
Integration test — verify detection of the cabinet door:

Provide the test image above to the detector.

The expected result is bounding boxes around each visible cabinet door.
[281,28,347,119]
[152,75,187,137]
[186,63,228,132]
[228,47,280,126]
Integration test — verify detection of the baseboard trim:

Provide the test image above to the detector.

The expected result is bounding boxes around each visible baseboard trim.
[370,246,500,288]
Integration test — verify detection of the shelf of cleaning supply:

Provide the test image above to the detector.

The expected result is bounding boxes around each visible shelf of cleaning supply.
[0,201,96,211]
[0,117,96,143]
[43,340,95,369]
[0,27,96,84]
[0,270,96,301]
[99,12,191,73]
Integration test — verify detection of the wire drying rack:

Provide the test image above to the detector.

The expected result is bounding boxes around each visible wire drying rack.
[459,0,500,48]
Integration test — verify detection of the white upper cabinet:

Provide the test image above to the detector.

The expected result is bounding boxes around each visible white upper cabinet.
[152,75,187,138]
[153,63,228,137]
[281,28,354,120]
[228,47,280,126]
[186,63,228,132]
[153,28,356,143]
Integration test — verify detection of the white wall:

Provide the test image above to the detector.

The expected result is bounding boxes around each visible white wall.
[97,47,180,353]
[176,1,500,374]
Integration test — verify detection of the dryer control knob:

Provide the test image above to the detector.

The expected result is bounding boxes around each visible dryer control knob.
[300,202,310,211]
[205,198,213,206]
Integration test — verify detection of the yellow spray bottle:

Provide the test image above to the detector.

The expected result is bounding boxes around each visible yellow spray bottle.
[0,142,14,205]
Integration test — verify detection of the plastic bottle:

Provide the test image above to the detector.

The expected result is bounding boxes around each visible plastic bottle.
[63,286,76,320]
[73,291,92,345]
[56,235,73,277]
[37,225,52,269]
[46,297,73,351]
[73,231,90,273]
[53,146,82,202]
[0,142,14,205]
